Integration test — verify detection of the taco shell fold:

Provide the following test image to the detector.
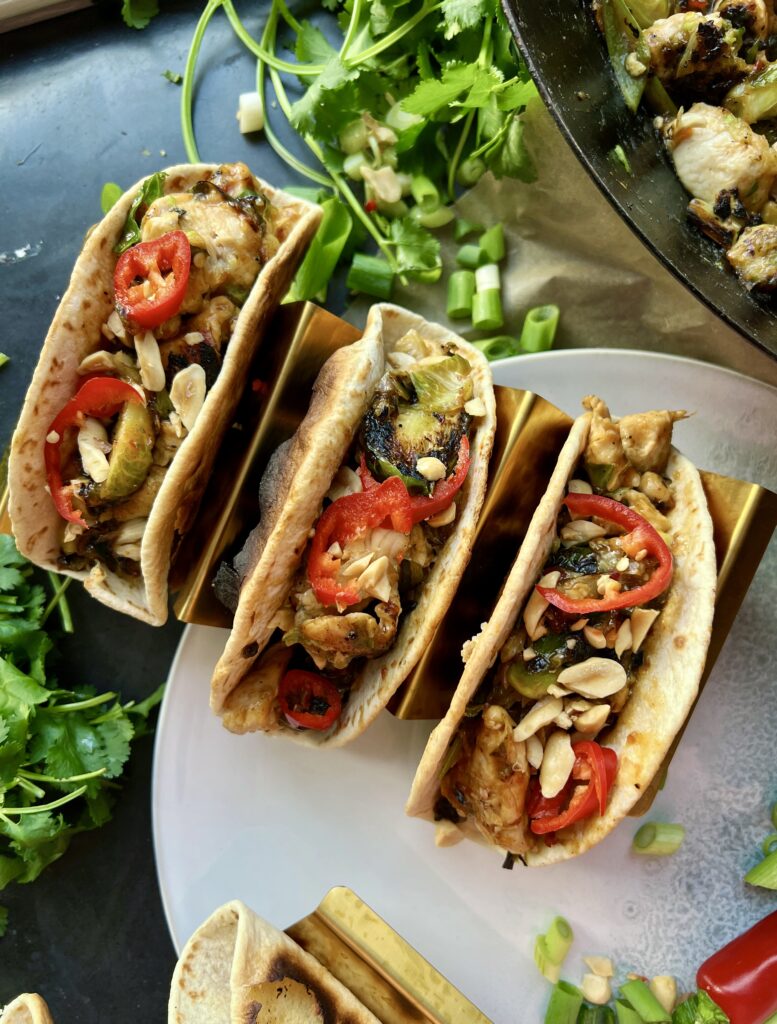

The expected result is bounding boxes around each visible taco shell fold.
[210,303,496,747]
[0,994,54,1024]
[9,164,321,626]
[406,407,716,864]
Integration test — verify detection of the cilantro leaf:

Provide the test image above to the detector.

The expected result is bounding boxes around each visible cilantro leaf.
[388,219,441,276]
[295,21,337,65]
[0,566,25,594]
[100,182,123,215]
[672,991,729,1023]
[95,715,135,779]
[289,58,360,135]
[486,112,537,182]
[497,78,538,111]
[162,69,183,85]
[0,658,49,706]
[400,63,477,117]
[441,0,498,38]
[121,0,159,30]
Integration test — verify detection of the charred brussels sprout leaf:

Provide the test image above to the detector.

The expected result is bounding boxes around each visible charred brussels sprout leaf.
[409,354,473,412]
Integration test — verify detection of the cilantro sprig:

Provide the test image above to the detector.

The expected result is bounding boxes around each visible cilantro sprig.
[179,0,538,295]
[0,535,163,933]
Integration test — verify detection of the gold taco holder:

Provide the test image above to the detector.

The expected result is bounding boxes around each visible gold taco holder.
[2,300,776,816]
[286,886,492,1023]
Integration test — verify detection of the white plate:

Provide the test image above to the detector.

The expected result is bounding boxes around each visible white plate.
[153,350,777,1022]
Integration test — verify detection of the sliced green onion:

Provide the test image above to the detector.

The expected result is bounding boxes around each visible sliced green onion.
[456,244,484,270]
[100,182,123,215]
[447,270,475,320]
[409,204,455,229]
[475,262,500,292]
[544,981,583,1024]
[578,1007,616,1024]
[762,833,777,857]
[520,304,560,353]
[0,353,8,370]
[479,223,505,262]
[346,253,395,299]
[472,290,503,330]
[544,916,574,965]
[410,174,440,212]
[237,90,265,133]
[454,218,483,242]
[614,1001,643,1024]
[456,154,486,188]
[471,336,519,361]
[343,152,370,181]
[745,849,777,889]
[632,822,685,856]
[385,103,423,134]
[534,935,561,984]
[619,979,671,1022]
[376,198,409,219]
[339,118,369,155]
[609,144,632,175]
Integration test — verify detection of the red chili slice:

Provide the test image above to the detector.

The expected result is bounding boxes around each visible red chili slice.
[529,742,617,835]
[44,377,143,525]
[407,435,470,525]
[536,492,672,614]
[696,910,777,1024]
[114,229,191,329]
[278,670,342,731]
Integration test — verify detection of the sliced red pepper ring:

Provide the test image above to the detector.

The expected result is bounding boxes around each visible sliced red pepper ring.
[696,909,777,1024]
[278,670,342,731]
[529,742,617,835]
[113,229,191,330]
[536,492,672,614]
[307,476,413,608]
[44,377,144,525]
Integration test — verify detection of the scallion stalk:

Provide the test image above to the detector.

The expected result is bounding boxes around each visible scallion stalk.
[632,822,685,857]
[343,153,369,181]
[472,289,503,330]
[471,335,519,361]
[744,849,777,889]
[456,244,484,270]
[447,270,475,320]
[480,223,505,262]
[534,935,561,984]
[544,916,574,965]
[454,218,483,242]
[409,204,455,229]
[346,253,395,299]
[520,304,560,353]
[619,980,671,1022]
[339,119,369,155]
[410,174,440,212]
[614,1001,643,1024]
[544,982,584,1024]
[762,833,777,857]
[577,1007,616,1024]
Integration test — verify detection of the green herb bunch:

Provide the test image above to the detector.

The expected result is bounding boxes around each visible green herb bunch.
[181,0,539,295]
[0,535,163,936]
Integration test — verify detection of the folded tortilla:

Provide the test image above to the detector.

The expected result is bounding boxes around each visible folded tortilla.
[8,164,321,626]
[0,995,53,1024]
[210,303,496,747]
[406,404,716,864]
[169,900,380,1023]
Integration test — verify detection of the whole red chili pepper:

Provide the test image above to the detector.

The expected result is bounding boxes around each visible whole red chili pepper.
[696,909,777,1024]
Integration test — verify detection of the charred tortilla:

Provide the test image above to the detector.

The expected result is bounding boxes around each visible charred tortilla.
[210,303,496,747]
[8,163,321,626]
[168,900,380,1023]
[406,398,716,864]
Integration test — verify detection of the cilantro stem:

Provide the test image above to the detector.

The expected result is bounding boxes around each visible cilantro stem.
[181,0,223,163]
[18,767,107,784]
[447,108,475,201]
[0,785,88,815]
[344,1,442,68]
[13,778,45,800]
[222,0,324,76]
[340,0,365,61]
[42,572,73,633]
[468,116,511,161]
[47,692,116,713]
[273,0,301,34]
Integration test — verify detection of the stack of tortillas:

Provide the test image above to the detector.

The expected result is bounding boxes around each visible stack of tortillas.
[1,901,380,1023]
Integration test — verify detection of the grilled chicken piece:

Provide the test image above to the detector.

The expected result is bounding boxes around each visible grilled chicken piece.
[441,706,532,855]
[641,13,746,87]
[665,102,777,211]
[295,602,400,670]
[618,409,688,474]
[727,222,777,287]
[221,643,292,733]
[583,395,639,490]
[141,190,264,315]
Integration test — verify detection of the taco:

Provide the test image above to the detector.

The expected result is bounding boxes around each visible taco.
[210,303,496,747]
[8,162,321,625]
[406,395,716,864]
[169,900,380,1023]
[0,995,53,1024]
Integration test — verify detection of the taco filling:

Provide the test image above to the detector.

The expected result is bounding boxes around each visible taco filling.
[221,329,488,735]
[434,396,687,855]
[44,162,293,580]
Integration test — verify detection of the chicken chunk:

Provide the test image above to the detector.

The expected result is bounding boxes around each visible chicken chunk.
[440,706,532,855]
[221,643,292,734]
[582,395,639,490]
[293,602,400,670]
[727,222,777,288]
[618,409,688,474]
[641,13,745,87]
[665,102,777,211]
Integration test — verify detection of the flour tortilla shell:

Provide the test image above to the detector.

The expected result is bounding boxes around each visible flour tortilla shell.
[406,411,716,865]
[168,900,379,1024]
[210,303,496,748]
[9,165,321,626]
[0,995,54,1024]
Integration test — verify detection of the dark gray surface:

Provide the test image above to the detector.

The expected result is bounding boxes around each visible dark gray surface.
[503,0,777,364]
[0,2,310,1018]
